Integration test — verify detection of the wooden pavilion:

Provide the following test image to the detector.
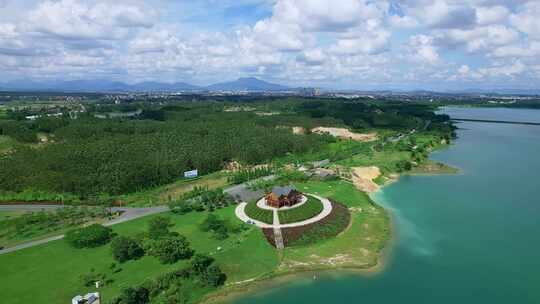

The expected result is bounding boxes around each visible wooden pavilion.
[265,186,302,208]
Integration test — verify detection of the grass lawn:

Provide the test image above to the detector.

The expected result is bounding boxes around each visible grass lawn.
[0,180,390,303]
[0,206,278,304]
[244,202,273,224]
[337,148,411,173]
[278,180,390,271]
[278,197,323,224]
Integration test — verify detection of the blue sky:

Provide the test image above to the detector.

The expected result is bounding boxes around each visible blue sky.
[0,0,539,90]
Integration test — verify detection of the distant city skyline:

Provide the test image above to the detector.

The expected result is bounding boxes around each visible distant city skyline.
[0,0,539,91]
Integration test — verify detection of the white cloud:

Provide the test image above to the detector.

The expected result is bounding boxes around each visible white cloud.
[491,41,540,58]
[441,25,519,53]
[0,0,539,89]
[388,15,419,28]
[479,60,526,77]
[476,5,510,25]
[510,2,540,39]
[412,0,477,29]
[26,0,154,41]
[407,35,441,65]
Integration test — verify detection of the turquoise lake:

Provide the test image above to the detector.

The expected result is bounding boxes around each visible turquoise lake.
[234,107,540,304]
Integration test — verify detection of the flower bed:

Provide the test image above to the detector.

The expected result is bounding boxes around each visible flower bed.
[263,201,350,248]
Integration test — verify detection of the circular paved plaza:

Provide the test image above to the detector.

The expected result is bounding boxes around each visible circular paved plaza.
[235,193,333,229]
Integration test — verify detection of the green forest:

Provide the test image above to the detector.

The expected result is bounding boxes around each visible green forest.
[0,98,453,202]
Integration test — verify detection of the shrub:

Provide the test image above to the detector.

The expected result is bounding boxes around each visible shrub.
[199,214,230,240]
[170,187,232,214]
[110,286,150,304]
[111,236,145,263]
[190,254,215,275]
[65,224,113,248]
[200,265,226,287]
[148,216,173,239]
[147,235,193,264]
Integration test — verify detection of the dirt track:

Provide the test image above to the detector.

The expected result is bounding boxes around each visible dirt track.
[311,127,377,142]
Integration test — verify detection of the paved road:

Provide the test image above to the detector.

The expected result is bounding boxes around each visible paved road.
[224,175,275,202]
[0,176,271,255]
[0,206,168,255]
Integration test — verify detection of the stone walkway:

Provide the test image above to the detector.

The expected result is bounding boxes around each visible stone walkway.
[235,193,333,229]
[272,209,284,249]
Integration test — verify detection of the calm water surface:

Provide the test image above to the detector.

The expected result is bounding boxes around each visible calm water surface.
[234,108,540,304]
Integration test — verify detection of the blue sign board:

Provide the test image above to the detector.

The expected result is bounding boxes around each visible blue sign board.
[184,169,198,179]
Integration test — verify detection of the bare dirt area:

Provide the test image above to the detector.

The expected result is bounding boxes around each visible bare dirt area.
[351,166,381,193]
[292,126,306,135]
[311,127,377,142]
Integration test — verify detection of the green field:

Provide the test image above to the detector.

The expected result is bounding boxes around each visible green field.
[279,180,391,271]
[0,180,390,304]
[0,206,279,304]
[244,202,273,224]
[278,196,324,224]
[0,211,24,222]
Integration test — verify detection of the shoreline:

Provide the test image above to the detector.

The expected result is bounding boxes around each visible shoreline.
[201,155,458,304]
[201,186,400,304]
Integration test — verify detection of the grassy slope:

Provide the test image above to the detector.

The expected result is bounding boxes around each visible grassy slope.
[116,172,229,206]
[0,209,112,249]
[0,206,278,304]
[244,202,273,224]
[279,197,324,224]
[279,180,390,271]
[0,211,25,221]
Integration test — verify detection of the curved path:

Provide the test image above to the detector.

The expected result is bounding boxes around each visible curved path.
[235,193,333,229]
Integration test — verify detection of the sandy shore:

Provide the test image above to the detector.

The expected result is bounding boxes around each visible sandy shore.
[351,166,381,193]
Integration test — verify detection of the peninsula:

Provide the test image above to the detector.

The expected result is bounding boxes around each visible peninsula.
[0,97,456,304]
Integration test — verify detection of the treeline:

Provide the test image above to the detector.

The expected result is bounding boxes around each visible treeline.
[297,101,452,132]
[0,116,70,143]
[0,112,328,197]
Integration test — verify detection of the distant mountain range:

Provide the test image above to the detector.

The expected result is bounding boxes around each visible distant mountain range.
[0,77,291,93]
[1,78,538,96]
[206,77,290,91]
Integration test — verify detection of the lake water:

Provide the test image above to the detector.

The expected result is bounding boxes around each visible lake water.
[234,107,540,304]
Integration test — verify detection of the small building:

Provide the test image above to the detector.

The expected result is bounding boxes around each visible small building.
[312,159,330,168]
[265,186,302,208]
[72,292,100,304]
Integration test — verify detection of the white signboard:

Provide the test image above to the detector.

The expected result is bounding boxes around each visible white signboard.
[184,169,198,178]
